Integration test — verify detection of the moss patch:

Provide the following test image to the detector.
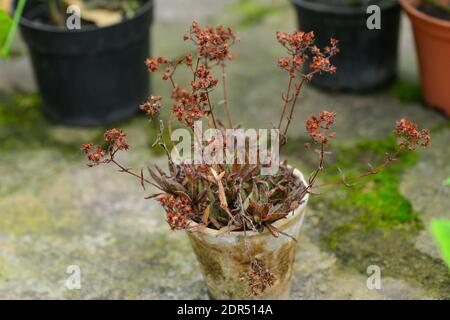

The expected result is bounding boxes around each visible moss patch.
[331,228,450,299]
[229,0,286,27]
[286,135,450,298]
[0,92,165,157]
[326,137,423,233]
[0,255,19,287]
[285,135,423,232]
[389,80,422,104]
[0,193,80,237]
[429,119,450,134]
[324,137,450,297]
[0,92,102,152]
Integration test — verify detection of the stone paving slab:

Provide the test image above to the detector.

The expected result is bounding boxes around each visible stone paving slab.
[0,0,449,299]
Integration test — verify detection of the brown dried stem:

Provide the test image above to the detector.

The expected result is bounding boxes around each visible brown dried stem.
[318,147,404,188]
[277,76,293,130]
[221,63,233,128]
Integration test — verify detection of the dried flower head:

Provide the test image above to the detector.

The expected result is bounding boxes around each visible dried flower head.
[81,143,93,153]
[191,65,219,91]
[276,31,338,79]
[145,58,158,72]
[240,260,276,296]
[81,143,107,166]
[146,56,169,73]
[396,118,431,150]
[140,95,163,118]
[157,194,193,230]
[172,90,207,128]
[184,21,238,63]
[306,111,336,144]
[81,128,130,166]
[276,30,315,53]
[104,128,129,152]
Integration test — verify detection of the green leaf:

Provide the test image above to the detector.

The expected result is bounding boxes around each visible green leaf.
[443,176,450,186]
[431,219,450,270]
[1,0,27,59]
[230,0,285,27]
[0,10,13,49]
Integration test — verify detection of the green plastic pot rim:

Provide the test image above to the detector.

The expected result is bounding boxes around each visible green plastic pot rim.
[291,0,400,16]
[400,0,450,29]
[17,0,153,34]
[187,167,309,239]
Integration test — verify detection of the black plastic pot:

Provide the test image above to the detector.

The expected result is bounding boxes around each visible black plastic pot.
[292,0,401,92]
[18,0,153,126]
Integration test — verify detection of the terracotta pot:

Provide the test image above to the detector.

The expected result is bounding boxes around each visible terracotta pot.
[187,169,309,300]
[400,0,450,117]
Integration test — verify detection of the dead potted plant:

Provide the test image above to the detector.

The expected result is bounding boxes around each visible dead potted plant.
[81,22,430,299]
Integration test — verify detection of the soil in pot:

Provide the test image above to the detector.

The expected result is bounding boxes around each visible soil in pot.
[292,0,401,92]
[18,0,153,126]
[418,1,450,20]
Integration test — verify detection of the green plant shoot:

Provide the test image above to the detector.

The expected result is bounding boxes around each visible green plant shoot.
[0,0,27,59]
[443,176,450,186]
[431,219,450,271]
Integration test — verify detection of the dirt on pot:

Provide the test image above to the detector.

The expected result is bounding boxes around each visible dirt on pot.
[418,2,450,20]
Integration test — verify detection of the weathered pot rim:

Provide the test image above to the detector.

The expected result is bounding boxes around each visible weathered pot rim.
[188,167,309,238]
[17,0,154,34]
[292,0,399,16]
[400,0,450,29]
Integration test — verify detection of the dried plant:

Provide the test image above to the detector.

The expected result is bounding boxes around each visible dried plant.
[240,260,276,296]
[81,22,430,295]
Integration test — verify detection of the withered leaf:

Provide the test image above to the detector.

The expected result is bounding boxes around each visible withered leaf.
[188,223,207,232]
[202,205,211,225]
[262,213,288,223]
[140,168,146,190]
[265,223,280,238]
[145,193,164,200]
[210,168,228,208]
[216,224,242,237]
